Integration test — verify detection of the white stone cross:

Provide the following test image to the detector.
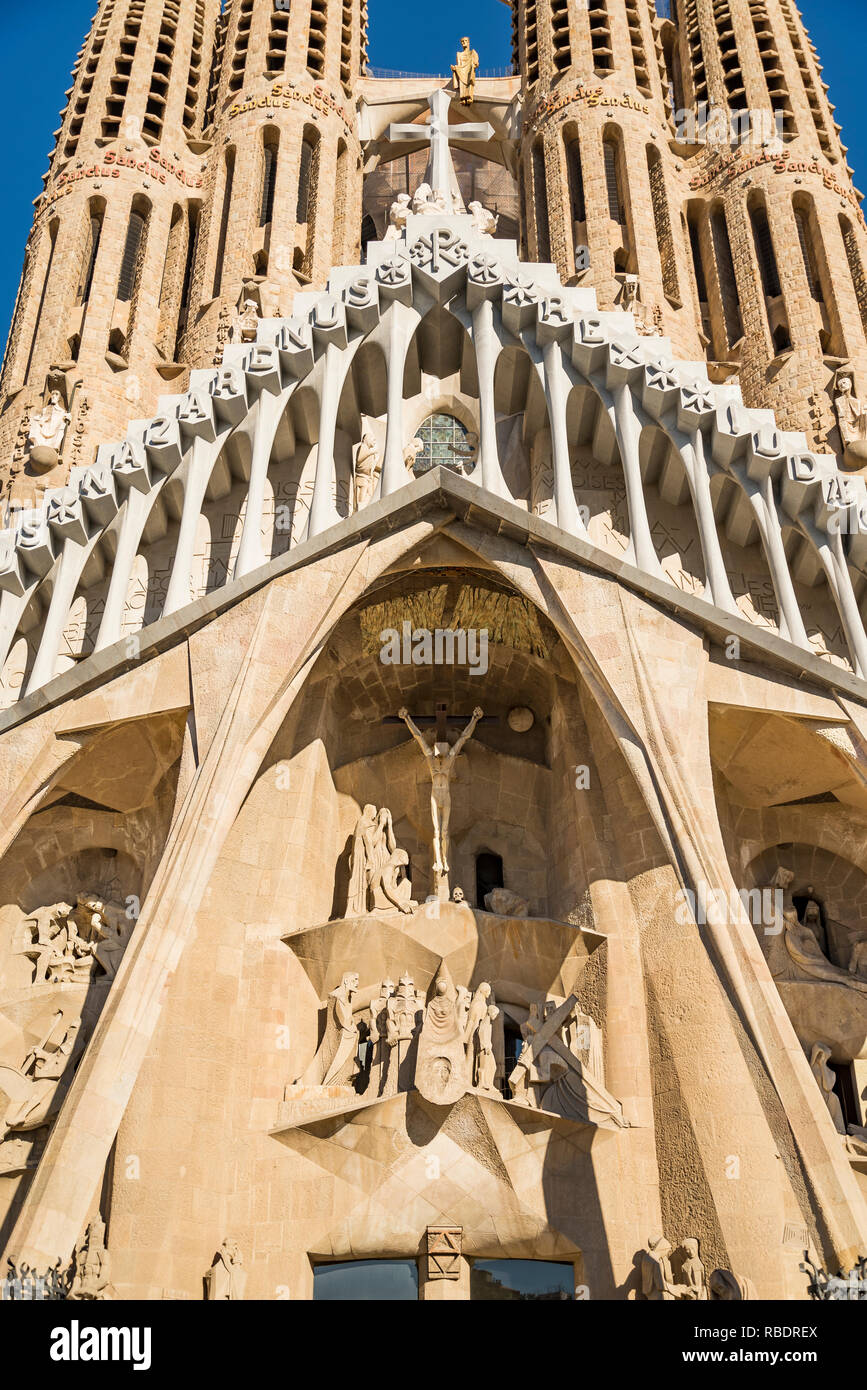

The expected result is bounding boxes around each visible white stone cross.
[387,88,494,206]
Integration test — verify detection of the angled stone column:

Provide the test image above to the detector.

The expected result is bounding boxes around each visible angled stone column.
[811,523,867,679]
[307,343,347,538]
[676,426,738,616]
[234,386,294,580]
[608,381,662,577]
[744,472,810,650]
[95,487,155,652]
[469,296,509,500]
[163,435,229,618]
[543,342,587,537]
[380,303,415,499]
[26,536,95,695]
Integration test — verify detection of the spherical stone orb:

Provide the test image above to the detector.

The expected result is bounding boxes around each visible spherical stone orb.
[507,706,534,733]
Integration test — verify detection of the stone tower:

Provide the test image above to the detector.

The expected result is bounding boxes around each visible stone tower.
[669,0,867,450]
[0,0,220,510]
[180,0,366,369]
[512,0,867,452]
[514,0,705,361]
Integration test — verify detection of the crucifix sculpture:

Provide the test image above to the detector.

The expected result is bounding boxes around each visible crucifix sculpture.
[387,88,494,213]
[398,703,484,900]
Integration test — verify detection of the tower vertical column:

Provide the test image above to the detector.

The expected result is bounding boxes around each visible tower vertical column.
[514,0,703,361]
[182,0,365,372]
[677,0,867,453]
[0,0,220,509]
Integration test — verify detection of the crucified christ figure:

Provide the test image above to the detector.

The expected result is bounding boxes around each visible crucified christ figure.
[398,706,483,885]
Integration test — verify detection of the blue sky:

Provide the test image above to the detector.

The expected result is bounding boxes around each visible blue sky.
[0,0,863,339]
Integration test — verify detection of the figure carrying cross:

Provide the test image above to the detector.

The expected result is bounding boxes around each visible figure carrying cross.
[387,88,494,215]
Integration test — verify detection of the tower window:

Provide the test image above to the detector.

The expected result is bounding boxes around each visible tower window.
[117,210,146,302]
[647,148,679,301]
[794,206,823,303]
[551,0,571,74]
[296,139,314,226]
[603,139,623,223]
[565,133,585,225]
[588,1,613,75]
[77,209,104,306]
[23,220,59,386]
[260,134,279,227]
[841,216,867,335]
[750,204,781,299]
[688,216,707,302]
[213,149,235,298]
[711,207,743,347]
[532,142,549,260]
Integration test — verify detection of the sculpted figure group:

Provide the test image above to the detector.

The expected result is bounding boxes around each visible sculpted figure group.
[282,957,627,1130]
[639,1236,754,1301]
[21,893,134,987]
[765,872,867,994]
[346,806,417,916]
[284,963,501,1113]
[0,1013,86,1145]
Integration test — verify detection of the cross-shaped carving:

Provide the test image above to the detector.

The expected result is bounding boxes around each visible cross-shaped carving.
[387,88,494,205]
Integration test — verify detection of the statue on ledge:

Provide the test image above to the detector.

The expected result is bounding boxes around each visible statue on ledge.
[404,437,424,474]
[834,371,867,467]
[230,298,259,346]
[346,805,404,916]
[28,390,70,471]
[765,874,867,995]
[371,847,417,915]
[411,183,451,216]
[68,1219,112,1301]
[205,1240,246,1301]
[508,993,624,1125]
[385,193,411,242]
[468,201,498,237]
[298,972,360,1091]
[451,36,479,104]
[809,1040,846,1134]
[353,432,381,512]
[21,894,133,986]
[415,963,472,1104]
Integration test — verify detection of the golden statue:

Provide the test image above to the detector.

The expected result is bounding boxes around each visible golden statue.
[451,36,479,103]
